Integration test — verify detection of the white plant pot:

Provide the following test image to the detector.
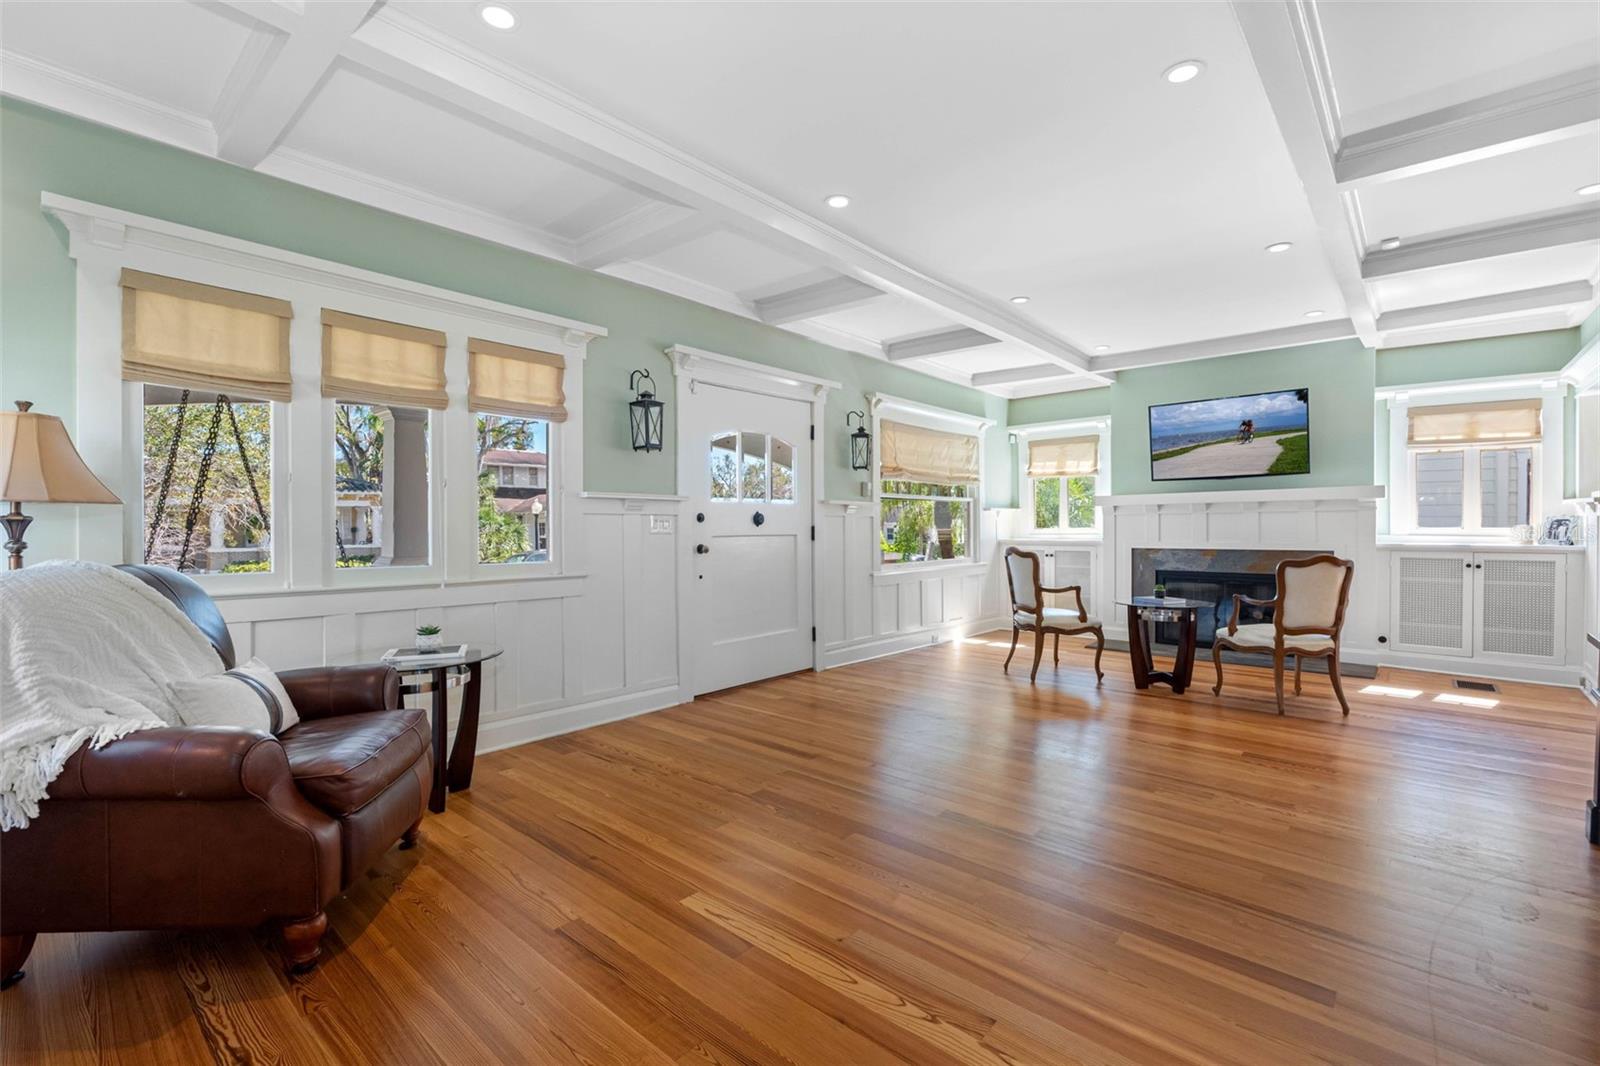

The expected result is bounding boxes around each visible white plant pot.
[416,633,443,651]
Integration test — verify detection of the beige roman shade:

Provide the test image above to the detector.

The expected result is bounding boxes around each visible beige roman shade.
[1408,399,1541,445]
[467,337,567,422]
[880,419,980,485]
[1026,435,1099,478]
[321,309,447,410]
[120,269,293,401]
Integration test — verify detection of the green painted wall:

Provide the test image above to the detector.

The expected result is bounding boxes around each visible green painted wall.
[0,97,1009,560]
[1374,328,1576,387]
[1007,340,1376,495]
[1580,305,1600,351]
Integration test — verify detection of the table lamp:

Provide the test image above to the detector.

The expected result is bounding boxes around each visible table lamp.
[0,401,121,569]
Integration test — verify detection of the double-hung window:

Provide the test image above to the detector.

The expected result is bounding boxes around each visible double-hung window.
[468,337,567,566]
[1405,399,1540,533]
[322,310,447,569]
[122,269,290,576]
[878,418,979,565]
[1026,434,1101,534]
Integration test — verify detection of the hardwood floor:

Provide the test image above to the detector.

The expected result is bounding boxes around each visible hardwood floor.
[5,636,1597,1065]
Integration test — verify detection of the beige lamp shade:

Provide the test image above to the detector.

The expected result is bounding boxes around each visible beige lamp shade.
[0,403,120,504]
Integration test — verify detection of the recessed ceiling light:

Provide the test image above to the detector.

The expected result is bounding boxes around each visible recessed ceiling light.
[1578,182,1600,196]
[824,194,851,209]
[1265,241,1293,253]
[1010,296,1030,304]
[1094,345,1110,352]
[1163,60,1205,84]
[1304,309,1325,318]
[479,4,516,29]
[1379,236,1402,251]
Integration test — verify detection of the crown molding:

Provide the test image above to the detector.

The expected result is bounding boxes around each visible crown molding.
[0,49,217,154]
[42,192,607,345]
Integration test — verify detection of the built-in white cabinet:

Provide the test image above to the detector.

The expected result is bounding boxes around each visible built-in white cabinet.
[1001,542,1099,615]
[1388,550,1566,664]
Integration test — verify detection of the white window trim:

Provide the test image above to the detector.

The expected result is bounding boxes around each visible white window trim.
[1381,377,1562,541]
[1405,441,1539,536]
[1011,417,1110,540]
[48,192,602,595]
[867,392,994,574]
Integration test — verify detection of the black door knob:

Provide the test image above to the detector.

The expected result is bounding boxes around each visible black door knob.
[695,543,710,555]
[696,512,705,523]
[752,511,765,527]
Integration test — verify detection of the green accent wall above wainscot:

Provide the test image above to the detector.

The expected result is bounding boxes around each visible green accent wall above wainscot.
[1374,328,1577,387]
[0,96,1010,563]
[1008,339,1377,495]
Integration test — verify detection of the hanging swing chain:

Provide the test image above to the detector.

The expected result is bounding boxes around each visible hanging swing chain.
[225,399,270,535]
[175,398,226,572]
[144,388,191,561]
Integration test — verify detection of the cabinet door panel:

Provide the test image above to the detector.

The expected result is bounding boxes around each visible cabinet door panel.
[1391,552,1473,657]
[1474,554,1564,662]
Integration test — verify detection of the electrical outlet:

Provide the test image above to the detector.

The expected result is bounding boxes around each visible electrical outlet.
[649,515,673,534]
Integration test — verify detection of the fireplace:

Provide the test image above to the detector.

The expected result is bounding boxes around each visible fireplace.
[1132,548,1326,647]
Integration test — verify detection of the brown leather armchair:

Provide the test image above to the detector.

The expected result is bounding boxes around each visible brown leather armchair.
[0,565,431,986]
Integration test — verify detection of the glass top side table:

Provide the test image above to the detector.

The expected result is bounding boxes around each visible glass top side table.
[1116,598,1201,694]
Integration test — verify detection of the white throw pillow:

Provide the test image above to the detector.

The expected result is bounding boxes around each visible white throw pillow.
[167,657,301,735]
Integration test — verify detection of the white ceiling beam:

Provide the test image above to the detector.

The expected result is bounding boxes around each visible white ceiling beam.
[884,327,1000,363]
[1361,206,1600,279]
[570,204,716,269]
[1335,69,1600,188]
[338,8,1109,386]
[969,364,1074,388]
[1230,0,1380,347]
[1093,319,1357,372]
[1377,281,1595,333]
[213,2,376,168]
[753,276,884,325]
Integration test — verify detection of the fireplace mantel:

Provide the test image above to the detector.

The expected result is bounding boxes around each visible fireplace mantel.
[1096,484,1384,508]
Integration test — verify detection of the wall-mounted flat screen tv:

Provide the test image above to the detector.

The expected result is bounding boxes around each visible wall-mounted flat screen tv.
[1149,388,1310,481]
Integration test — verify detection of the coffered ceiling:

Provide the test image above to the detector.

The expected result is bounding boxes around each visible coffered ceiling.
[2,1,1596,397]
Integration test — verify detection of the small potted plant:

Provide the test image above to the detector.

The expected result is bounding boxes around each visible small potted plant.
[415,623,443,651]
[1152,583,1167,600]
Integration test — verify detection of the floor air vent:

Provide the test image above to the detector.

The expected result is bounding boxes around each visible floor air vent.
[1454,679,1498,693]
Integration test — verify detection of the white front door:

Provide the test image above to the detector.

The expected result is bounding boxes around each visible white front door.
[684,383,813,695]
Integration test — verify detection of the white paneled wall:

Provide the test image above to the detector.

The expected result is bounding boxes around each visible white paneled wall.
[817,503,1007,669]
[217,495,686,754]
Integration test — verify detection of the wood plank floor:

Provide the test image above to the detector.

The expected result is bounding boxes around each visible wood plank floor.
[5,636,1597,1065]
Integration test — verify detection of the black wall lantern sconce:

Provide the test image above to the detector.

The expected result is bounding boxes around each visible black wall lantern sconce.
[629,369,665,452]
[847,410,871,471]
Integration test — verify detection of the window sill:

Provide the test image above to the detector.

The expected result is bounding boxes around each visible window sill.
[873,560,987,582]
[1377,538,1583,553]
[205,569,587,599]
[1002,535,1104,545]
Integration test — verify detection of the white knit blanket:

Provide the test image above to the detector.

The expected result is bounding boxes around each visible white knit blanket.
[0,561,222,830]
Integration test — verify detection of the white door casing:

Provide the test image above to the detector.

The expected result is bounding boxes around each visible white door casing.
[668,345,838,696]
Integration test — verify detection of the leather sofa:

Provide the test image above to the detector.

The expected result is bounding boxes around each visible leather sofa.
[0,565,431,985]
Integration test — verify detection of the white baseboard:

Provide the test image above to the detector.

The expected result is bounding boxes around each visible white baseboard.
[819,615,1011,671]
[473,683,689,756]
[1376,651,1579,688]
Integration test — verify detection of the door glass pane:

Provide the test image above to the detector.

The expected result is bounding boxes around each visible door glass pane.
[771,438,794,501]
[741,431,768,501]
[1479,447,1532,528]
[1414,450,1464,528]
[710,433,737,499]
[1033,477,1060,529]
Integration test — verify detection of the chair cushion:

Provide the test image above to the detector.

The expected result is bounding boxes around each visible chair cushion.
[1015,607,1100,629]
[280,708,429,818]
[1219,623,1334,653]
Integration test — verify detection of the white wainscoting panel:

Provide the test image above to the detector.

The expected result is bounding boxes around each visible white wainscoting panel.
[214,495,687,754]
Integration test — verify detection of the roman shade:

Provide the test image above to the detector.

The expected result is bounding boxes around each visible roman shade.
[1408,399,1541,445]
[1026,435,1099,478]
[321,309,447,410]
[880,419,979,485]
[120,269,293,402]
[467,337,567,422]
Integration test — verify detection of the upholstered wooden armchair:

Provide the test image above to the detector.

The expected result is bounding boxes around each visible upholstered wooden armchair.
[1211,554,1355,715]
[1002,547,1104,684]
